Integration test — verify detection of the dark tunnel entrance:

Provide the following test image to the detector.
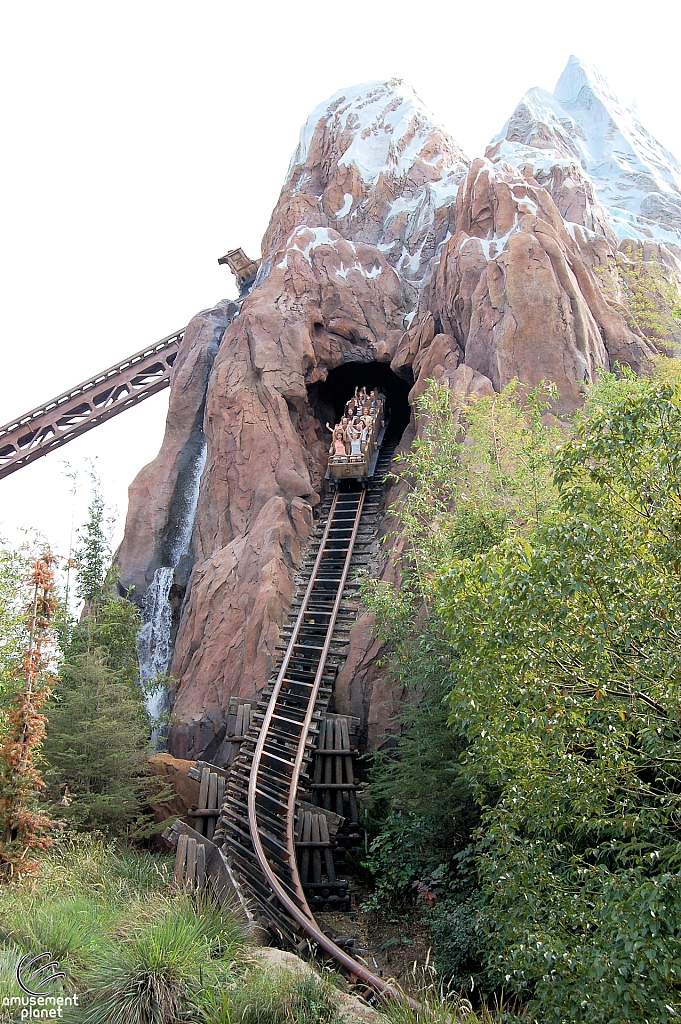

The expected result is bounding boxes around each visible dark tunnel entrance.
[308,361,413,447]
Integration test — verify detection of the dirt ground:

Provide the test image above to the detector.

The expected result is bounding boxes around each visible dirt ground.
[317,880,434,994]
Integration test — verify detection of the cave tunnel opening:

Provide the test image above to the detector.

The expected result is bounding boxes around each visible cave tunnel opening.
[308,361,413,447]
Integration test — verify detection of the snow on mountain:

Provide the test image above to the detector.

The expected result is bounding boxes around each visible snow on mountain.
[489,55,681,249]
[289,77,467,186]
[263,78,469,294]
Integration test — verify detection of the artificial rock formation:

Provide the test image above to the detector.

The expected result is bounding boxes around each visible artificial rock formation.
[118,64,679,763]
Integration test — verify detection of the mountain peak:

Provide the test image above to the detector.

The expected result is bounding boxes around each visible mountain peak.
[554,55,621,112]
[261,78,469,295]
[291,77,467,185]
[489,56,681,248]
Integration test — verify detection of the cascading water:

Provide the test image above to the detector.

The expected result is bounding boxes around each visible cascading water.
[136,443,206,730]
[136,565,175,719]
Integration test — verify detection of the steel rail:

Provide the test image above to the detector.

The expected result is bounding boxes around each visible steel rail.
[245,487,418,1005]
[248,490,340,915]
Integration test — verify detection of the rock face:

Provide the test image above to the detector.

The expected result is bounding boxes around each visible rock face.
[147,753,199,822]
[117,301,237,596]
[418,158,654,412]
[117,66,680,763]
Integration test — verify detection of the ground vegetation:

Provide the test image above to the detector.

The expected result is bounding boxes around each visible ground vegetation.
[362,368,681,1022]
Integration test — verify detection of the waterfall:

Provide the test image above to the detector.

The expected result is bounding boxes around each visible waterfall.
[136,443,206,729]
[137,565,175,718]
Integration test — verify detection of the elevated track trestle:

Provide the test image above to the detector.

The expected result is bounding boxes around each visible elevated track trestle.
[0,329,186,480]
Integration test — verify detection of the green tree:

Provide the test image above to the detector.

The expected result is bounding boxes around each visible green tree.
[43,651,150,832]
[74,473,111,609]
[360,380,564,989]
[431,373,681,1021]
[43,483,152,834]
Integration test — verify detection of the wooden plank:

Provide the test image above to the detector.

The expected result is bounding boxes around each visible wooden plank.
[320,816,336,884]
[208,771,219,808]
[311,815,322,883]
[173,833,188,884]
[206,772,219,840]
[312,718,325,808]
[323,724,333,812]
[195,766,210,836]
[335,720,344,816]
[198,766,211,807]
[185,837,197,887]
[337,716,350,757]
[216,775,225,815]
[196,843,206,889]
[339,718,359,823]
[300,811,312,884]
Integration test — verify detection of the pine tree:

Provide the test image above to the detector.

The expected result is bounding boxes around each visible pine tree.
[43,482,153,834]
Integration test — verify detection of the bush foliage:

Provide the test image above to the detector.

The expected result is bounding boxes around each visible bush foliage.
[363,370,681,1021]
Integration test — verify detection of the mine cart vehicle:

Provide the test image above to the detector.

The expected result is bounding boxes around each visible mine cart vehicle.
[325,402,389,488]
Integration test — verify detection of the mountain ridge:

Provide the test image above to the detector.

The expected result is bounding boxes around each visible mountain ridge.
[116,60,676,764]
[489,54,681,249]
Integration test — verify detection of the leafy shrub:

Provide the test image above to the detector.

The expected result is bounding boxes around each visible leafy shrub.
[361,812,448,910]
[427,891,495,996]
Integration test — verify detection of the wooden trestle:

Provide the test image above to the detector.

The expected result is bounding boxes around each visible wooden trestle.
[165,442,411,1002]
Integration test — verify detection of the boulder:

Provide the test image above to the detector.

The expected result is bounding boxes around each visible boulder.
[147,753,199,821]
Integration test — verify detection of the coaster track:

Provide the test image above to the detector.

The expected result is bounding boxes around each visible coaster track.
[213,443,413,1000]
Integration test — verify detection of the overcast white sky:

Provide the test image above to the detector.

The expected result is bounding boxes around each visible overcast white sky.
[1,0,679,561]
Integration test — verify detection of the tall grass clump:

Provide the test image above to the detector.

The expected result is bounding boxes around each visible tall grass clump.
[0,833,250,1024]
[381,981,526,1024]
[199,964,340,1024]
[76,895,246,1024]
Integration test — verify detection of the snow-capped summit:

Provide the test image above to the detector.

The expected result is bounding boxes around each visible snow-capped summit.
[289,77,467,186]
[263,78,470,294]
[489,55,681,248]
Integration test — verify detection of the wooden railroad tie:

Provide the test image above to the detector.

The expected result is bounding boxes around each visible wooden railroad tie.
[186,761,227,840]
[311,714,361,825]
